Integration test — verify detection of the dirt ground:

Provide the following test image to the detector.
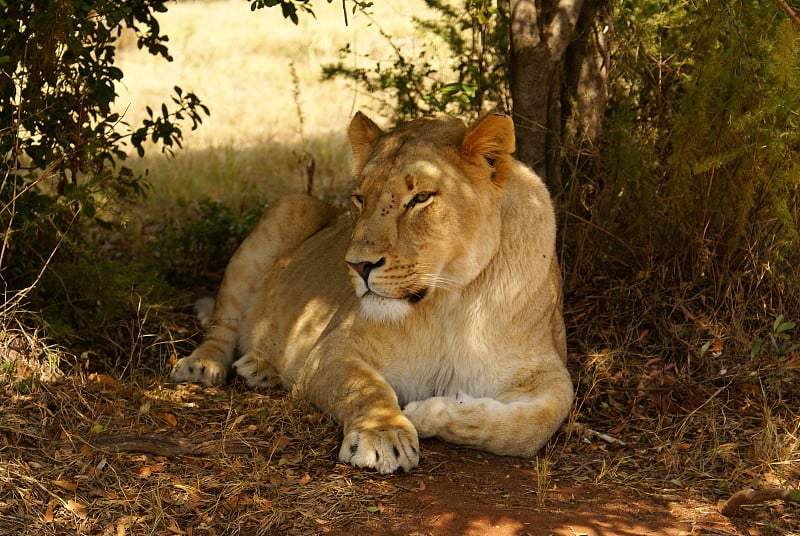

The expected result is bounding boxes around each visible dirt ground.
[327,445,694,536]
[323,441,778,536]
[2,350,797,536]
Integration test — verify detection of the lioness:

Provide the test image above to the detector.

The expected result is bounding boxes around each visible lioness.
[171,112,573,473]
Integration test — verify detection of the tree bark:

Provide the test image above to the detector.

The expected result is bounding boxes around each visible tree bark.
[509,0,608,197]
[510,0,584,194]
[564,0,609,144]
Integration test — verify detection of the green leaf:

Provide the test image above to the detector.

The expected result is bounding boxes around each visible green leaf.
[439,83,462,96]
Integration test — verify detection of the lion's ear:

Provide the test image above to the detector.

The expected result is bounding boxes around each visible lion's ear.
[461,114,516,186]
[348,112,384,175]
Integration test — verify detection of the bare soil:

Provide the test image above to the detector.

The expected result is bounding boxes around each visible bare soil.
[325,441,783,536]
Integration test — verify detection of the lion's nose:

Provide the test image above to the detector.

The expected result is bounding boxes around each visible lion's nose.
[347,257,385,283]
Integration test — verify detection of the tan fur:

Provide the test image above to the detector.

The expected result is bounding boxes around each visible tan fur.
[171,112,573,473]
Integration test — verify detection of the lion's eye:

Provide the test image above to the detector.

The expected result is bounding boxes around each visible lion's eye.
[351,194,364,209]
[406,192,434,209]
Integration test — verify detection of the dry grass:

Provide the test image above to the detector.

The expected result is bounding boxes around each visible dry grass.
[561,270,800,509]
[0,347,396,534]
[115,0,433,145]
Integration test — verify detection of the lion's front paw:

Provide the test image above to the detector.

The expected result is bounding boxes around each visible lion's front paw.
[339,418,420,474]
[232,353,280,388]
[170,351,229,386]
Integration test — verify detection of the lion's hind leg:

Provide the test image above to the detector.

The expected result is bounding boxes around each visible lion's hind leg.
[171,194,340,386]
[232,352,282,388]
[232,307,285,388]
[402,366,573,457]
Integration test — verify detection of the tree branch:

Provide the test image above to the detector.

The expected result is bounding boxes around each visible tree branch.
[775,0,800,26]
[719,488,800,516]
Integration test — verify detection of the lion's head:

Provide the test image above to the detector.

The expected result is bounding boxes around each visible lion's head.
[345,112,516,322]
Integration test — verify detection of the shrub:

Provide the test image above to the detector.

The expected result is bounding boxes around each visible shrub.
[322,0,510,122]
[0,0,209,313]
[564,0,800,370]
[152,198,265,289]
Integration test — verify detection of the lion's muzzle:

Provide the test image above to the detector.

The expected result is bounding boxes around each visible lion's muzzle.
[347,257,385,286]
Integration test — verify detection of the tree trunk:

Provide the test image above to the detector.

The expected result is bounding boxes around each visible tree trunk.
[564,0,609,145]
[509,0,607,196]
[509,0,583,193]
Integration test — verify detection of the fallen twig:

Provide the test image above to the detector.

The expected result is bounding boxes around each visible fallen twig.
[719,487,800,516]
[564,421,626,446]
[54,433,273,457]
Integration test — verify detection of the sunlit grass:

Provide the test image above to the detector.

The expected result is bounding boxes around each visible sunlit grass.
[113,0,440,213]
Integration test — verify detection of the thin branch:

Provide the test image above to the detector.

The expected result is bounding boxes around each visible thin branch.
[719,488,800,516]
[775,0,800,26]
[54,432,275,457]
[2,207,78,316]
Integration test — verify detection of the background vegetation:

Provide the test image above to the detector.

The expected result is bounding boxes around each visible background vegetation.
[1,0,798,533]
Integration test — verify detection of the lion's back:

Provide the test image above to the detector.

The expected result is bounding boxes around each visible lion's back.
[243,214,355,384]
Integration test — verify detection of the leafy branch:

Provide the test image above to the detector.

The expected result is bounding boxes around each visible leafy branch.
[130,87,210,158]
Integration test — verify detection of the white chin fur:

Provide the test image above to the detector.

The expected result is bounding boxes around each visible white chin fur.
[360,293,412,323]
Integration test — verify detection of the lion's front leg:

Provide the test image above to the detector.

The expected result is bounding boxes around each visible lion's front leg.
[297,348,420,474]
[403,368,573,458]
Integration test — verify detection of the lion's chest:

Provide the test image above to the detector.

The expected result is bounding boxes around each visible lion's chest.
[379,306,513,407]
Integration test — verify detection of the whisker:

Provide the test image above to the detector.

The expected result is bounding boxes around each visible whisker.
[414,273,460,293]
[411,264,461,290]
